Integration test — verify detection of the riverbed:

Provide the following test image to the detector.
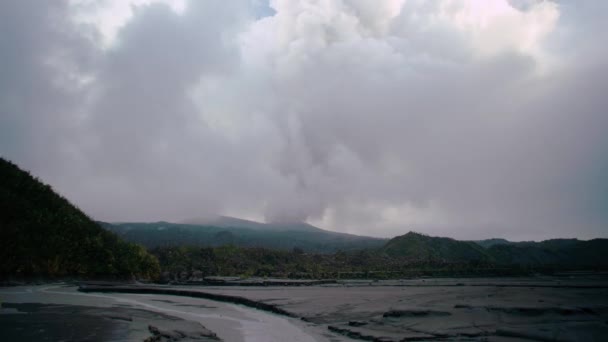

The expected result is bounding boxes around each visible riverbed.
[2,276,608,341]
[0,284,340,341]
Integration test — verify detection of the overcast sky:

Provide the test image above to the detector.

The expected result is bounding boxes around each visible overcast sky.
[1,0,607,240]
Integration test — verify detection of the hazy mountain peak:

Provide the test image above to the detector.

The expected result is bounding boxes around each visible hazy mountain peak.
[183,216,265,229]
[183,215,323,232]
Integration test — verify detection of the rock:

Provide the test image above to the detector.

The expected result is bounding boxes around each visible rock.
[348,320,368,327]
[383,309,451,318]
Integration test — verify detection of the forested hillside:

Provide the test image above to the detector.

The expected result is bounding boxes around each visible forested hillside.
[382,232,491,262]
[485,239,608,267]
[150,245,506,281]
[101,221,386,253]
[4,153,602,282]
[0,158,159,279]
[152,232,608,281]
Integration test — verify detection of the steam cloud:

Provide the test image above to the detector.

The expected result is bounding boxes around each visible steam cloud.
[1,0,607,240]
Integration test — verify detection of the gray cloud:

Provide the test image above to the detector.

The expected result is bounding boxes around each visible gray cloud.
[0,1,98,176]
[1,0,606,240]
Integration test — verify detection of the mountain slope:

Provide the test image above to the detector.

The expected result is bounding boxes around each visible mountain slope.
[183,216,267,230]
[0,158,159,279]
[184,216,326,232]
[101,220,387,253]
[472,238,513,249]
[486,238,608,267]
[382,232,491,262]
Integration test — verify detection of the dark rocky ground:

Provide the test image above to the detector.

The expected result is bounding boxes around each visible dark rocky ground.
[0,300,220,341]
[0,284,329,341]
[185,276,608,341]
[3,276,608,341]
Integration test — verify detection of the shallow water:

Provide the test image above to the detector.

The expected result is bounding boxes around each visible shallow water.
[6,277,606,341]
[0,285,325,342]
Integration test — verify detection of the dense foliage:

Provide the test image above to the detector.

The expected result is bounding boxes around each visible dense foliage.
[152,232,608,281]
[485,238,608,267]
[0,158,160,279]
[151,245,514,281]
[383,232,490,262]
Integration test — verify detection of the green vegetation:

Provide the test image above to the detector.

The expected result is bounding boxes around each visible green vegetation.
[150,245,511,281]
[0,158,159,279]
[4,155,604,282]
[151,232,608,281]
[485,238,608,267]
[382,232,490,262]
[101,221,386,253]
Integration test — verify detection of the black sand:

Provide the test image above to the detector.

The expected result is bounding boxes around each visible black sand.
[0,301,219,341]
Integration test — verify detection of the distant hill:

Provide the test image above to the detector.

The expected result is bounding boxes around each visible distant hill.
[103,219,608,269]
[373,232,608,268]
[472,238,513,249]
[184,216,325,232]
[485,238,608,267]
[0,158,159,279]
[100,219,387,253]
[183,216,267,230]
[382,232,491,262]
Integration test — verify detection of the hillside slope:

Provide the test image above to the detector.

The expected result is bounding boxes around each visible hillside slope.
[0,158,159,279]
[486,238,608,267]
[101,220,387,253]
[472,238,513,249]
[382,232,491,262]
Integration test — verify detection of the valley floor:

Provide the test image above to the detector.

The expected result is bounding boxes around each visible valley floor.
[194,276,608,341]
[0,284,336,341]
[2,275,608,341]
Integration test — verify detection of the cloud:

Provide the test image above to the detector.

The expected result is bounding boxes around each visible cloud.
[1,0,606,240]
[0,0,98,180]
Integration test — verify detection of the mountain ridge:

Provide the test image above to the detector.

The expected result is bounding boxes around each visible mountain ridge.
[383,232,491,262]
[184,215,344,233]
[100,219,387,253]
[383,232,608,267]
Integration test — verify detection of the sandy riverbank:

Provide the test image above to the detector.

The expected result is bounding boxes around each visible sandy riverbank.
[3,276,608,341]
[0,302,219,341]
[180,276,608,341]
[0,284,340,341]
